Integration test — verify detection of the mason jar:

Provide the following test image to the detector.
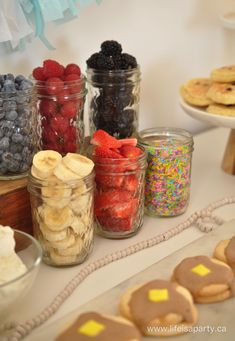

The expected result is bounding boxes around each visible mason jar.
[90,147,147,239]
[34,76,87,154]
[27,170,94,266]
[86,67,141,138]
[138,127,194,217]
[0,87,36,180]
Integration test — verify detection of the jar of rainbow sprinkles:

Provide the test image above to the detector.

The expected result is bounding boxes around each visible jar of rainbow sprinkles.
[138,127,194,217]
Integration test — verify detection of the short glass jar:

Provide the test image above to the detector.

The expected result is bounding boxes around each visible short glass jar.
[0,87,36,180]
[138,127,194,217]
[90,147,147,239]
[86,67,141,138]
[34,76,87,154]
[27,170,94,267]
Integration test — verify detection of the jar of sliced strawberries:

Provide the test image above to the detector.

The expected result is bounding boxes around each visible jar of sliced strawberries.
[32,60,86,154]
[90,130,147,238]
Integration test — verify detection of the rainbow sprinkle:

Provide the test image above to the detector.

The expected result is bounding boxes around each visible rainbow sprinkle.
[143,138,193,216]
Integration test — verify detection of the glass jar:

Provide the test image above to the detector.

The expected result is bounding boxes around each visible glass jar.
[34,76,87,154]
[90,147,147,239]
[86,67,141,138]
[0,87,36,180]
[138,127,194,217]
[27,170,94,267]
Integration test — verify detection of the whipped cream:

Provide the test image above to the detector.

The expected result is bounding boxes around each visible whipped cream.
[0,225,27,285]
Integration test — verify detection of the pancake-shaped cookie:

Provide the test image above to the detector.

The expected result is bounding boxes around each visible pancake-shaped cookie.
[211,65,235,83]
[214,236,235,274]
[55,311,141,341]
[207,83,235,105]
[180,78,213,106]
[207,103,235,117]
[172,255,235,303]
[119,279,198,336]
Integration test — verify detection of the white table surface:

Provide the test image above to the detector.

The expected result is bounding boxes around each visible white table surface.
[7,127,235,338]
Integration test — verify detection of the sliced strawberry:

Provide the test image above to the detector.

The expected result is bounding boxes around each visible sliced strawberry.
[95,174,124,189]
[108,199,138,219]
[123,174,138,193]
[95,190,132,213]
[97,215,133,232]
[91,130,122,148]
[119,145,142,158]
[94,146,122,158]
[119,138,137,147]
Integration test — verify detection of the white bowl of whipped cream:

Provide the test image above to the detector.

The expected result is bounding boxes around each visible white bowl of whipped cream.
[0,225,42,321]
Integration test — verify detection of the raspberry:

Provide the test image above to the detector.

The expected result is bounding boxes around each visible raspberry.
[64,63,81,77]
[39,99,57,118]
[65,74,82,94]
[60,101,77,119]
[50,115,69,134]
[63,141,77,153]
[32,67,46,81]
[56,89,70,104]
[43,59,64,79]
[42,126,59,144]
[63,125,76,143]
[45,77,64,95]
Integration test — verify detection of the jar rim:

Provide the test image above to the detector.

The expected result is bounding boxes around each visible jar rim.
[86,65,141,75]
[138,127,194,148]
[28,169,95,190]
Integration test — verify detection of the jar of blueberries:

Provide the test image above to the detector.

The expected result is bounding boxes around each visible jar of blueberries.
[0,74,36,179]
[86,40,141,139]
[33,60,87,154]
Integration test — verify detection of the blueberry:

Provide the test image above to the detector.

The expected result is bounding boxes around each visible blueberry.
[9,142,23,154]
[3,100,17,111]
[19,162,30,172]
[0,120,15,137]
[0,110,5,119]
[3,79,16,92]
[12,132,23,143]
[14,153,22,162]
[15,117,27,128]
[16,94,28,104]
[6,74,15,82]
[0,130,3,138]
[0,162,7,175]
[6,110,18,121]
[15,75,26,84]
[0,137,9,150]
[19,80,32,91]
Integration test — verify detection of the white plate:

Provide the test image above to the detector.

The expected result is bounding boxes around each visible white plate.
[179,97,235,129]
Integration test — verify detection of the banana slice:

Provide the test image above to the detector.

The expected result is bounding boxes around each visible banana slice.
[57,235,84,256]
[42,206,74,231]
[63,153,94,177]
[31,165,44,179]
[71,181,87,198]
[33,150,62,179]
[82,228,94,251]
[70,193,92,214]
[70,216,87,237]
[49,228,76,250]
[54,162,82,183]
[39,222,68,241]
[49,249,77,266]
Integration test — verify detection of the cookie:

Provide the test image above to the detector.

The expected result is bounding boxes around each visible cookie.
[207,103,235,117]
[207,83,235,105]
[211,65,235,83]
[119,279,198,336]
[56,311,141,341]
[214,236,235,274]
[172,255,235,303]
[180,78,213,106]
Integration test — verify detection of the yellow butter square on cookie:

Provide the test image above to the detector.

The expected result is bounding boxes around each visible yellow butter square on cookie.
[78,320,105,336]
[191,264,211,277]
[148,289,169,302]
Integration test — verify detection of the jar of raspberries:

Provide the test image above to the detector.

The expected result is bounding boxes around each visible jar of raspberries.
[32,60,87,154]
[86,40,141,139]
[0,73,36,179]
[89,130,147,239]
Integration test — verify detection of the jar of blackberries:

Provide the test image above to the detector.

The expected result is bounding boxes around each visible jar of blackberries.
[86,40,141,139]
[33,60,87,154]
[0,74,36,179]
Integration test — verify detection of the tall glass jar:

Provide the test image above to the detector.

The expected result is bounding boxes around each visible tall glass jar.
[90,147,147,239]
[34,76,87,154]
[27,170,94,267]
[86,67,141,138]
[138,128,194,217]
[0,86,36,180]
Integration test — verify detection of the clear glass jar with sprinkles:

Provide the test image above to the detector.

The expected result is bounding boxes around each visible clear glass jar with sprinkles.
[138,127,194,217]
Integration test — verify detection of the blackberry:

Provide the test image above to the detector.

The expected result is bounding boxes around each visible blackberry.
[101,40,122,56]
[120,53,137,70]
[96,54,115,71]
[86,53,100,69]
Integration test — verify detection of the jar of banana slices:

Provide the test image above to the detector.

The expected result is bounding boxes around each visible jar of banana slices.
[28,150,95,267]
